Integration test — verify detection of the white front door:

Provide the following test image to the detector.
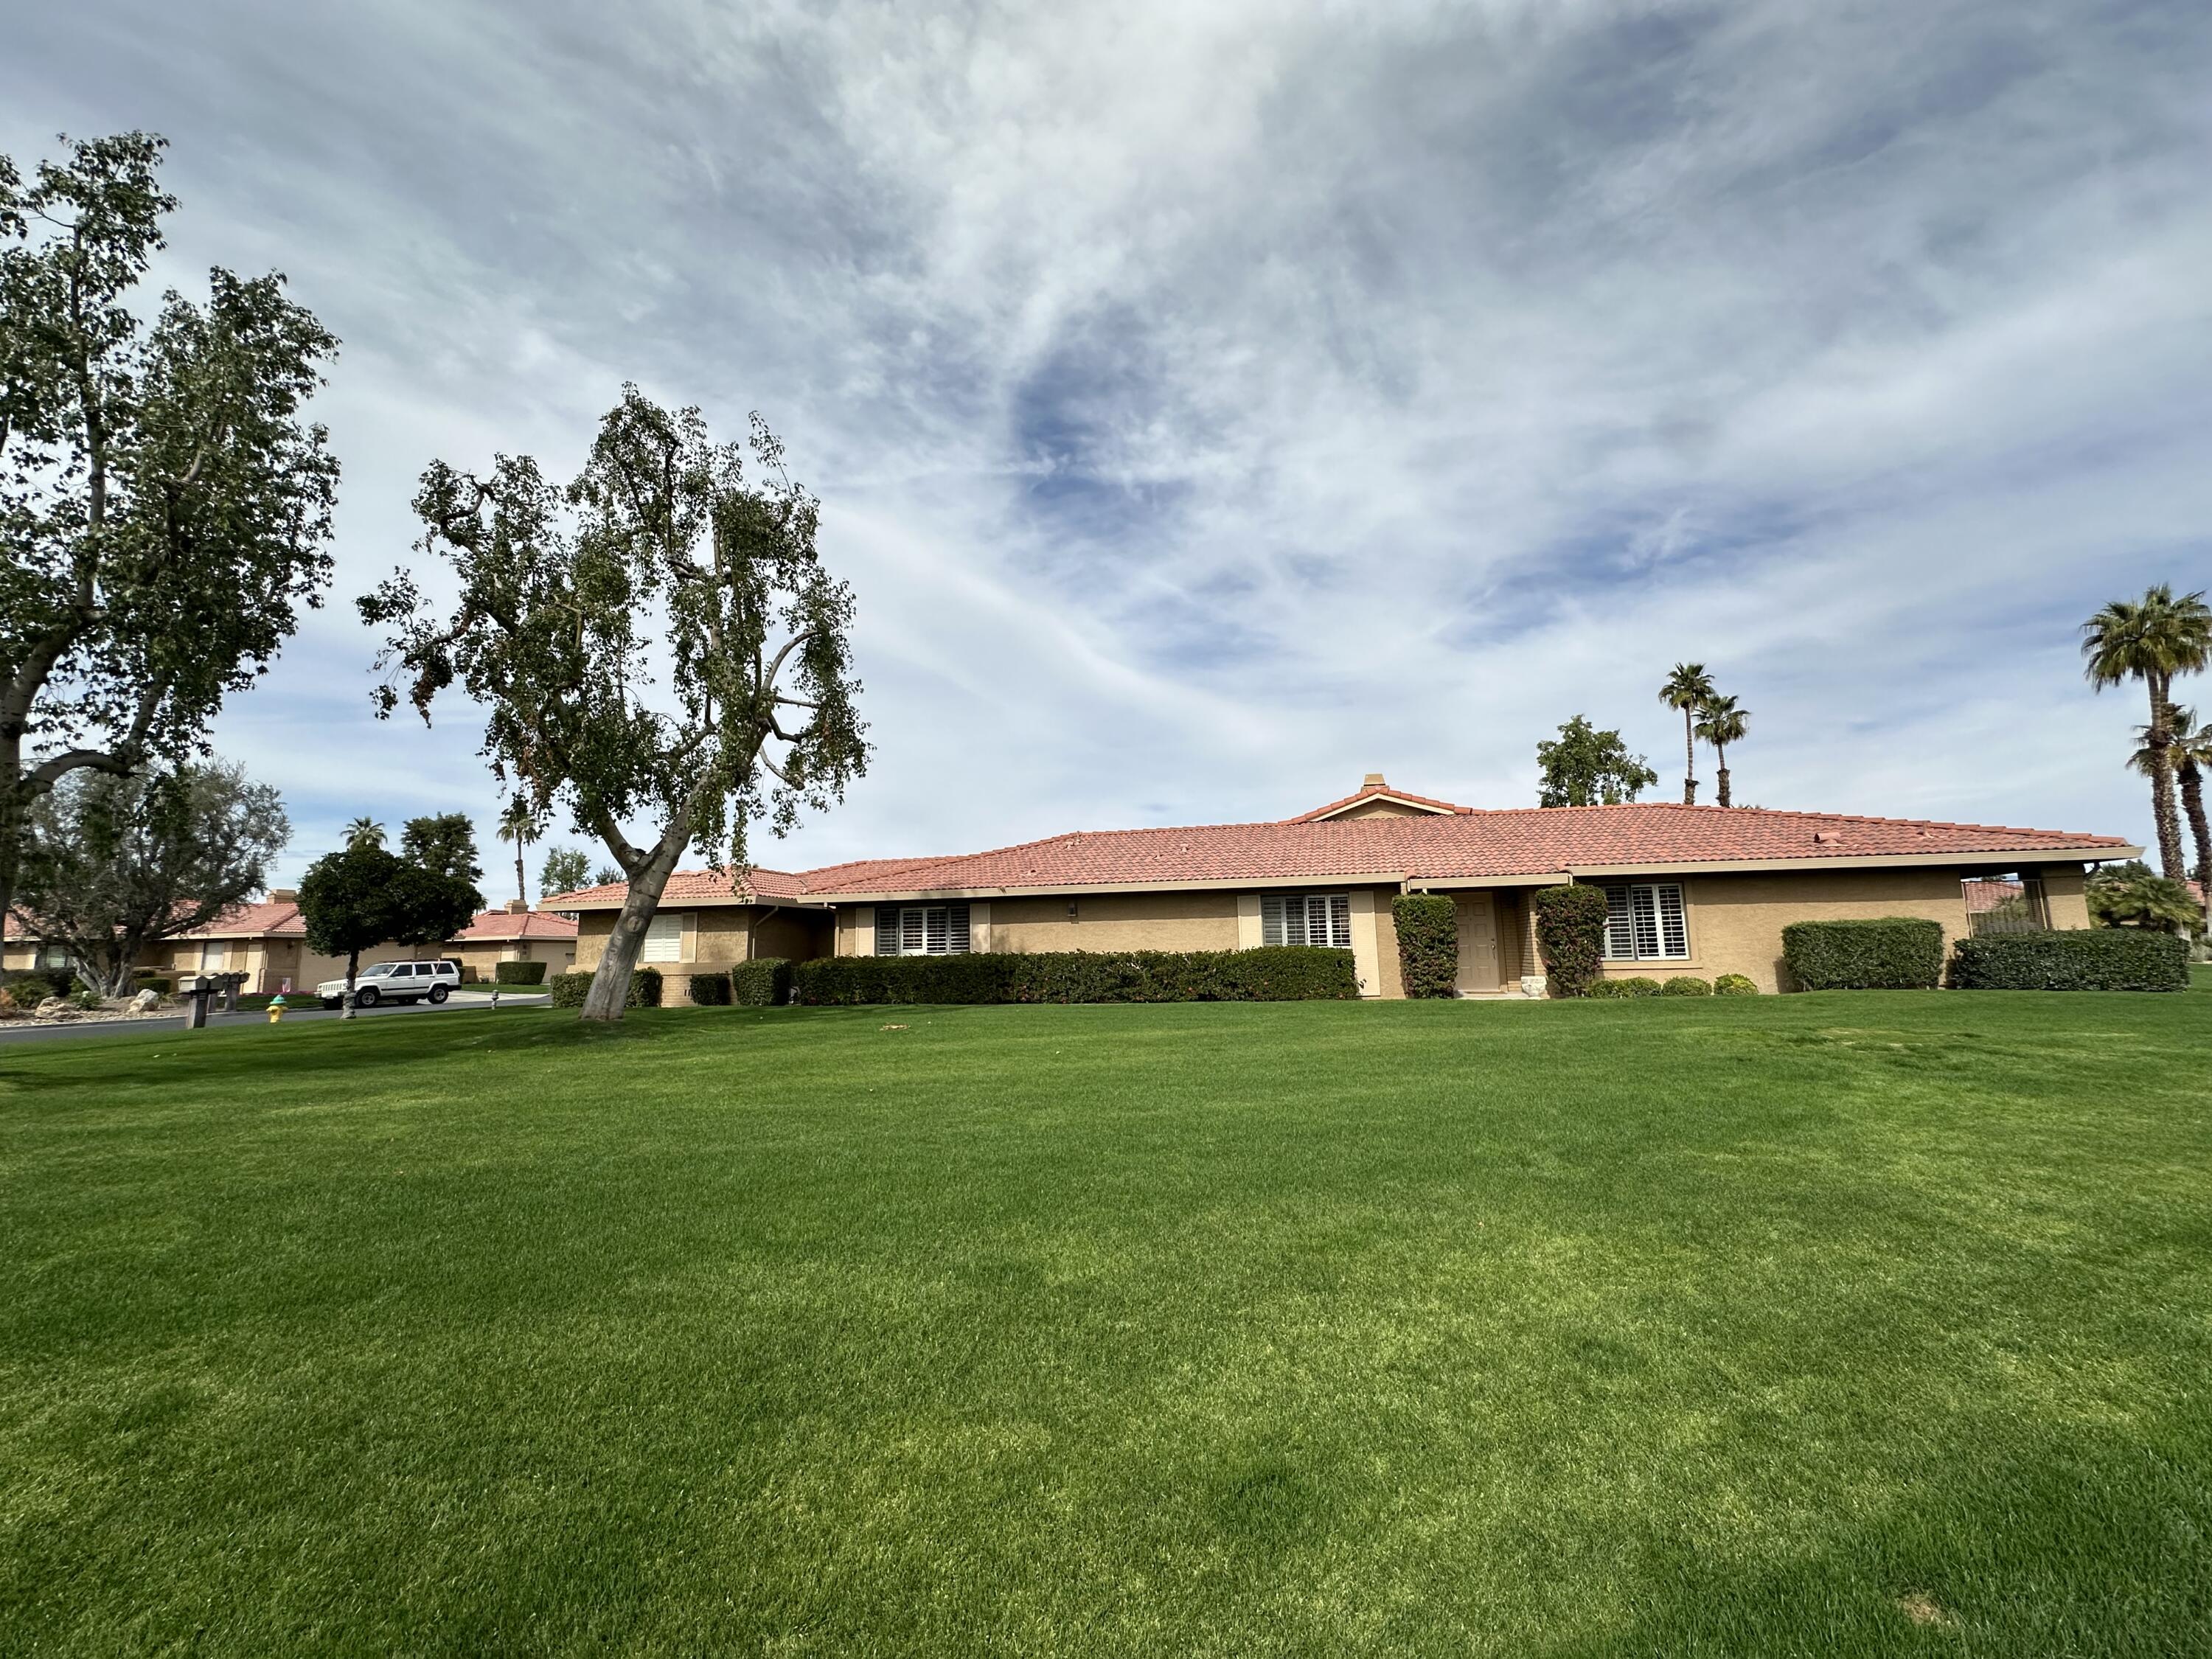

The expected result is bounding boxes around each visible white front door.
[1455,894,1499,994]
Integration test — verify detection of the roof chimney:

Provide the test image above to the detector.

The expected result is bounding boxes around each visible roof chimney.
[270,888,299,904]
[506,899,529,914]
[1362,772,1386,790]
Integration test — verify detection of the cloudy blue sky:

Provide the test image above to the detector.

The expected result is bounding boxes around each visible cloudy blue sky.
[10,0,2211,890]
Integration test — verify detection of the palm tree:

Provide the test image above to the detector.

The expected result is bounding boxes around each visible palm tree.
[344,816,386,850]
[2082,585,2212,880]
[1693,694,1749,807]
[2137,706,2212,892]
[1659,663,1716,805]
[496,799,537,907]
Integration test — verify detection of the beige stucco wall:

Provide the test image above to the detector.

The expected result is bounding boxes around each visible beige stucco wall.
[574,905,831,1004]
[1597,867,1975,993]
[983,890,1241,953]
[2042,865,2091,930]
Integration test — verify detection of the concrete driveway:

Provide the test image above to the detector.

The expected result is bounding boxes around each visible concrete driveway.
[0,991,552,1047]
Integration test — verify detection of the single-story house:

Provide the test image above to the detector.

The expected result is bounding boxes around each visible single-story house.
[448,902,579,981]
[9,894,579,994]
[548,773,2136,1000]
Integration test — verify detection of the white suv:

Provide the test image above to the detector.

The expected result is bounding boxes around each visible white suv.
[315,959,461,1009]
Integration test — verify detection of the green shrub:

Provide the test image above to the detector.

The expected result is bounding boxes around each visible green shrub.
[1,968,72,1003]
[1781,918,1944,990]
[1660,975,1712,996]
[548,966,663,1008]
[733,957,793,1006]
[1616,976,1664,998]
[142,975,173,994]
[493,959,549,985]
[1391,894,1459,999]
[72,988,105,1010]
[1533,885,1610,998]
[686,972,734,1006]
[794,947,1359,1006]
[1713,973,1759,996]
[1950,929,2188,992]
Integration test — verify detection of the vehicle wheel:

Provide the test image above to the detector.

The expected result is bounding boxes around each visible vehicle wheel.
[428,984,449,1004]
[355,986,380,1008]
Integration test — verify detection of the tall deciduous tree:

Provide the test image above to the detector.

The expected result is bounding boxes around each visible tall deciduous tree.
[400,811,483,886]
[361,386,866,1022]
[1536,715,1658,807]
[538,846,591,899]
[2084,585,2212,880]
[1692,694,1750,807]
[296,842,481,1018]
[0,133,338,937]
[16,759,287,995]
[1658,663,1715,805]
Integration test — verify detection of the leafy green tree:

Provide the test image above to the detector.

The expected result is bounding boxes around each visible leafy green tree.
[0,133,338,939]
[1658,663,1715,805]
[1692,694,1750,807]
[297,843,481,1017]
[2086,860,2203,933]
[344,816,384,849]
[1537,715,1658,807]
[2132,706,2212,891]
[2083,585,2212,879]
[592,864,622,887]
[362,387,867,1022]
[16,760,287,994]
[538,846,591,898]
[400,811,482,885]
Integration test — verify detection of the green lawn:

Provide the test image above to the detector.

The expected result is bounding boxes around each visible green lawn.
[4,993,2209,1656]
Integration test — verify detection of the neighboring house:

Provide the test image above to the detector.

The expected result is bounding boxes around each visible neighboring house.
[150,892,419,994]
[448,903,579,981]
[548,773,2137,1000]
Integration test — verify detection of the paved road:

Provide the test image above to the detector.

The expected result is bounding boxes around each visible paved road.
[0,992,552,1047]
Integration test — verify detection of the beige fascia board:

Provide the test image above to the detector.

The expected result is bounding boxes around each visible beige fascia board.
[1400,874,1568,891]
[1308,794,1457,821]
[1561,846,2135,878]
[557,896,835,912]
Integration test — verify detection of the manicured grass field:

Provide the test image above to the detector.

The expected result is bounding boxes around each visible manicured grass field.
[4,992,2209,1655]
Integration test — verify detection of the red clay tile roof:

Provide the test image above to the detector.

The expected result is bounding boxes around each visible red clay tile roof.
[1287,782,1475,821]
[793,802,2133,897]
[543,866,818,910]
[535,795,2135,906]
[453,908,580,942]
[173,900,307,939]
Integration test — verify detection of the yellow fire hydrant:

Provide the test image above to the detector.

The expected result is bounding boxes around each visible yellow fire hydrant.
[268,993,287,1023]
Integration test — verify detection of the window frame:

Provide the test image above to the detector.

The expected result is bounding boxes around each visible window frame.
[876,902,973,956]
[1259,892,1354,950]
[1597,881,1691,962]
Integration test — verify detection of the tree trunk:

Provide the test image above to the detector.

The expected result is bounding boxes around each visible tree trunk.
[581,824,691,1023]
[341,947,360,1020]
[1682,711,1697,805]
[515,843,527,907]
[2180,757,2211,897]
[1715,748,1732,809]
[2146,684,2186,880]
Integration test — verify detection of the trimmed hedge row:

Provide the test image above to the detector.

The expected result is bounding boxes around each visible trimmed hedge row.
[734,957,793,1006]
[1950,929,2188,992]
[687,972,734,1006]
[1534,884,1610,998]
[1391,894,1459,999]
[493,959,549,985]
[794,947,1359,1006]
[1781,919,1944,990]
[549,965,664,1008]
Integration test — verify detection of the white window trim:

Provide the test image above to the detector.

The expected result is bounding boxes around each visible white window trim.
[1599,882,1691,962]
[1259,892,1354,950]
[876,902,973,956]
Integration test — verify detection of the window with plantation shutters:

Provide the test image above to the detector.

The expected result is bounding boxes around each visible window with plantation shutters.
[878,902,973,956]
[1597,883,1690,961]
[1259,893,1353,948]
[640,912,684,962]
